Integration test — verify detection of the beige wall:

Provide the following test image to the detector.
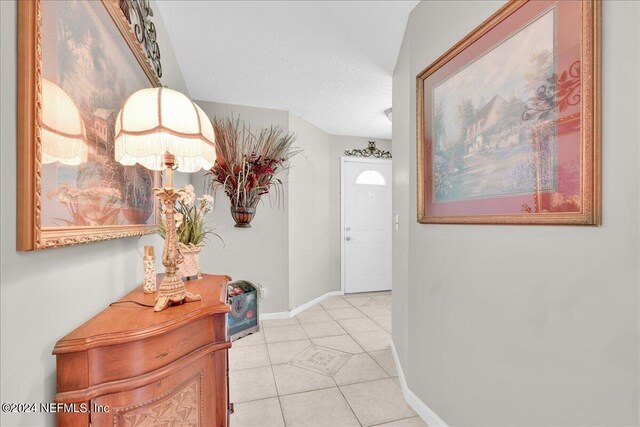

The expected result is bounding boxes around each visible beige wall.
[194,100,291,314]
[391,35,411,372]
[288,114,334,308]
[288,122,393,308]
[194,102,392,312]
[0,2,187,426]
[392,1,640,426]
[151,3,188,96]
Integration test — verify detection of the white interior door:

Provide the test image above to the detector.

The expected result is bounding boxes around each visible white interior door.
[342,158,392,294]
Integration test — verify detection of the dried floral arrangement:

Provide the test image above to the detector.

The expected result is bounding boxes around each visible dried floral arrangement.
[206,117,300,226]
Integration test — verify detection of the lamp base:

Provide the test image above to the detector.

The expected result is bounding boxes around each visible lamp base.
[153,153,202,312]
[154,273,201,312]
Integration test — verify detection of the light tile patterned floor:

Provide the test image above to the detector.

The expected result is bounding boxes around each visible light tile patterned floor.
[229,292,427,427]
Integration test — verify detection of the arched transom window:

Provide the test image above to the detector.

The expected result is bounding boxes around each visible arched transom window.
[355,170,386,186]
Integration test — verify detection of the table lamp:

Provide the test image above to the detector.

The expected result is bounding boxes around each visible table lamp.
[42,79,88,165]
[114,87,216,312]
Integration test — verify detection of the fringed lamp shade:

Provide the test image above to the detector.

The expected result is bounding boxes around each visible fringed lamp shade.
[41,79,88,165]
[113,87,214,312]
[114,87,216,173]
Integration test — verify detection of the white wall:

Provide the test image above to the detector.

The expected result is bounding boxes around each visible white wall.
[0,1,187,426]
[193,100,291,314]
[392,1,640,426]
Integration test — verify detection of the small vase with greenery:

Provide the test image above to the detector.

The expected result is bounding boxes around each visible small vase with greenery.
[159,184,222,279]
[207,116,300,227]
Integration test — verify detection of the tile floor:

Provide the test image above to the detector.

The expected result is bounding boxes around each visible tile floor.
[229,292,427,427]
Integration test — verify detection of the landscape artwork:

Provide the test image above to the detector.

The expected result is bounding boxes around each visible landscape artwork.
[40,0,157,228]
[17,0,162,250]
[432,9,555,203]
[417,0,600,225]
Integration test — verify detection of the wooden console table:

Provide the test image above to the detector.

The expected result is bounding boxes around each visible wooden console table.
[53,274,231,427]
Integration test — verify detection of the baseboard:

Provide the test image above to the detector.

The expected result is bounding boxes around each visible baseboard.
[259,290,343,320]
[259,311,290,320]
[390,339,449,427]
[290,290,343,317]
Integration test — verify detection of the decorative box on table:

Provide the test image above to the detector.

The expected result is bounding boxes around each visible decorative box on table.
[227,280,259,340]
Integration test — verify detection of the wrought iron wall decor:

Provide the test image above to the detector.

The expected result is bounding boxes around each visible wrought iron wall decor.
[344,141,392,158]
[118,0,162,79]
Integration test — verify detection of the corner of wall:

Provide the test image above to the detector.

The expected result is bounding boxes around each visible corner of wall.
[150,0,189,95]
[287,113,337,309]
[394,1,640,425]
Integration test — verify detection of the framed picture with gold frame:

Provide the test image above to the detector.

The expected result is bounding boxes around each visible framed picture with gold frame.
[17,0,162,251]
[416,0,600,225]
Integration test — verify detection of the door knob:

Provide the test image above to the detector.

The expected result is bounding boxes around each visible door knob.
[345,236,351,241]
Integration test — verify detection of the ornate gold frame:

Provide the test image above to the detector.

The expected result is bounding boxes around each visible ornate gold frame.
[17,0,162,251]
[416,0,601,225]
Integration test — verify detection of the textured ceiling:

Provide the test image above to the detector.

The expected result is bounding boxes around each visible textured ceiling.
[155,1,419,139]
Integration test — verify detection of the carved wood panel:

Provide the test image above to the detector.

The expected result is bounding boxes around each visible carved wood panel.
[113,373,203,427]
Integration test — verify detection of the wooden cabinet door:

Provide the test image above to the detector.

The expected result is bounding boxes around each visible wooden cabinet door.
[90,351,226,427]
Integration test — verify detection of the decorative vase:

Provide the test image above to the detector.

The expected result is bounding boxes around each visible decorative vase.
[143,245,156,294]
[178,243,203,280]
[230,206,256,228]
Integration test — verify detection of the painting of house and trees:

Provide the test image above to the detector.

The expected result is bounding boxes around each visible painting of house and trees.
[432,8,556,202]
